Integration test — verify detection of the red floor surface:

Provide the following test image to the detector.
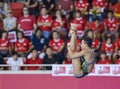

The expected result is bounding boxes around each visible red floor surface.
[0,74,119,89]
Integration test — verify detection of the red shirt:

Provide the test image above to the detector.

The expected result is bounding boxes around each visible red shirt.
[115,38,120,49]
[102,42,115,56]
[15,38,32,53]
[57,0,73,11]
[71,17,87,31]
[115,58,120,64]
[98,59,112,64]
[64,59,72,64]
[109,3,116,11]
[92,38,100,49]
[0,39,10,51]
[89,22,103,31]
[26,57,43,70]
[115,2,120,14]
[0,39,10,48]
[18,15,36,30]
[75,1,89,11]
[52,18,67,30]
[49,39,65,52]
[92,0,107,7]
[104,18,119,31]
[37,15,52,31]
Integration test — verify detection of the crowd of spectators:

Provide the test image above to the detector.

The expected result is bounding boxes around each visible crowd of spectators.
[0,0,120,71]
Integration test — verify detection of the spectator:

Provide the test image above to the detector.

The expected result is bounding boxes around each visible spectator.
[98,52,112,64]
[65,13,73,32]
[109,0,118,12]
[71,10,87,39]
[63,52,72,64]
[37,7,52,40]
[89,18,103,39]
[32,29,47,52]
[3,10,17,32]
[49,31,65,62]
[67,3,75,20]
[114,2,120,18]
[92,35,100,52]
[113,37,120,62]
[6,52,23,71]
[10,0,17,3]
[114,36,120,51]
[75,0,89,15]
[65,1,75,18]
[25,49,43,70]
[65,11,74,24]
[56,0,74,15]
[0,0,4,16]
[0,13,3,30]
[88,0,93,4]
[115,49,120,64]
[25,0,39,15]
[49,31,65,55]
[3,0,8,13]
[104,11,119,40]
[102,37,115,60]
[0,31,11,58]
[0,0,4,6]
[92,35,101,59]
[0,31,9,70]
[43,47,61,70]
[92,0,107,9]
[18,7,37,39]
[15,31,33,57]
[52,10,67,38]
[42,0,55,13]
[89,0,107,21]
[0,57,5,70]
[0,13,3,37]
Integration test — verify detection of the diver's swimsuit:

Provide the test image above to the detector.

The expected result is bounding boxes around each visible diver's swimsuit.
[75,56,96,78]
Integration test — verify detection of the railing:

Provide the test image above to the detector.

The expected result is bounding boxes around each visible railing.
[0,64,54,74]
[0,64,54,67]
[0,64,120,76]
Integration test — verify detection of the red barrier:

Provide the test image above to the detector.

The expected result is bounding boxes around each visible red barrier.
[0,74,119,89]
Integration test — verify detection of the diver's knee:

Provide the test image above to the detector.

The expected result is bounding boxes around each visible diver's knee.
[74,73,84,78]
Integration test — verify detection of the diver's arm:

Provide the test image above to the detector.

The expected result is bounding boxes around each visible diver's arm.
[67,45,84,59]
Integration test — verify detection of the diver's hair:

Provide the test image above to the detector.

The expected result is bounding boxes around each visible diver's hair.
[83,30,94,39]
[81,37,93,48]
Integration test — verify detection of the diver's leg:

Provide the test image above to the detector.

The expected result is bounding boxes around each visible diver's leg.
[67,46,84,78]
[69,29,77,52]
[68,29,84,78]
[72,58,84,78]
